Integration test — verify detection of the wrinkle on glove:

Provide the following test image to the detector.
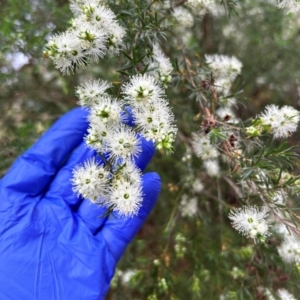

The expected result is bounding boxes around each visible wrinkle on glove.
[0,108,161,300]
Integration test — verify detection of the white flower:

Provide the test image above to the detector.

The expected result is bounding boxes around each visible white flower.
[90,6,116,30]
[147,44,173,86]
[192,134,219,160]
[54,32,85,67]
[270,189,286,205]
[216,106,238,123]
[79,5,117,31]
[214,78,233,96]
[84,123,109,153]
[266,290,276,300]
[52,32,78,53]
[71,158,110,202]
[204,159,220,177]
[53,56,74,75]
[111,268,137,287]
[122,73,176,153]
[278,0,300,13]
[109,180,143,217]
[112,160,142,186]
[76,78,112,107]
[228,206,271,240]
[180,194,198,217]
[94,161,144,217]
[192,178,204,193]
[277,234,300,264]
[47,1,126,73]
[172,7,194,28]
[205,54,242,81]
[259,104,282,128]
[273,223,290,236]
[122,74,165,108]
[74,22,107,62]
[69,0,84,16]
[106,22,126,56]
[46,31,85,74]
[277,288,297,300]
[280,105,300,133]
[106,125,141,162]
[186,0,215,16]
[120,269,137,285]
[260,105,300,138]
[88,96,124,127]
[70,0,104,16]
[133,100,176,149]
[72,5,125,56]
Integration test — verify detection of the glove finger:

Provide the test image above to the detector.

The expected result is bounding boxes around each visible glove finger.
[76,137,156,235]
[76,200,108,235]
[45,141,97,207]
[2,108,88,198]
[98,172,161,262]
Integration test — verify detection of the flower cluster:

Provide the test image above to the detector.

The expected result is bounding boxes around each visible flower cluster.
[192,56,299,243]
[72,73,176,217]
[192,134,218,160]
[72,157,143,217]
[260,104,300,138]
[277,234,300,264]
[111,268,139,288]
[146,44,173,88]
[246,104,300,138]
[188,55,242,184]
[44,0,125,74]
[72,158,110,203]
[205,54,242,92]
[174,233,187,258]
[191,133,221,177]
[122,74,177,153]
[186,0,216,16]
[172,7,194,29]
[277,289,297,300]
[275,224,300,264]
[180,194,198,217]
[258,287,296,300]
[205,54,242,126]
[278,0,300,13]
[227,105,300,241]
[228,206,271,241]
[44,0,177,217]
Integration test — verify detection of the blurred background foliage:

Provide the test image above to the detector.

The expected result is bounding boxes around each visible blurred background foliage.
[1,0,300,299]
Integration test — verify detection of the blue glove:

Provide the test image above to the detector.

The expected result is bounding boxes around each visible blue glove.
[0,108,161,300]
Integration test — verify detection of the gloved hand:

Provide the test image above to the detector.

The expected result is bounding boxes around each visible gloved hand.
[0,108,161,300]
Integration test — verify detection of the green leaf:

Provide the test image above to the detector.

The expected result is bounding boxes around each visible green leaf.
[121,50,133,61]
[241,168,253,180]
